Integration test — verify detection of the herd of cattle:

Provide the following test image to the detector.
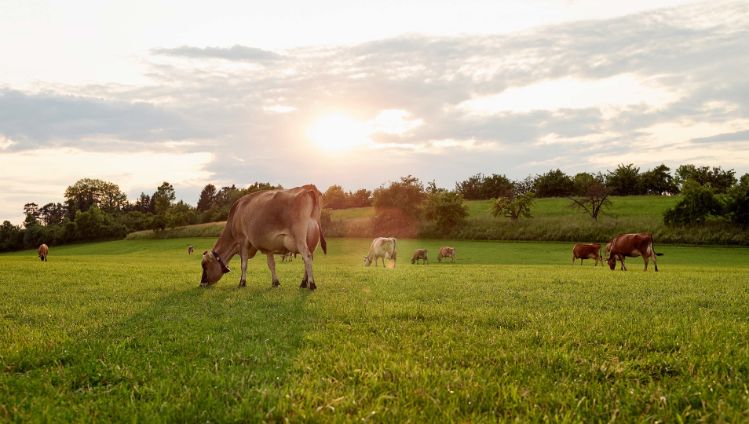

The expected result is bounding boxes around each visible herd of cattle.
[32,185,664,290]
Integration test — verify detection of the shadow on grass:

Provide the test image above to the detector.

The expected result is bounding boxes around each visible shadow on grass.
[2,285,315,422]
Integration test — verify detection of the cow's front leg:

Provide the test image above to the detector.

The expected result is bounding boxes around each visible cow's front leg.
[239,244,249,287]
[267,253,280,287]
[620,258,627,271]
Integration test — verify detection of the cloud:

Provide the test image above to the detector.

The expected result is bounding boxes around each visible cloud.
[2,0,749,223]
[151,45,282,62]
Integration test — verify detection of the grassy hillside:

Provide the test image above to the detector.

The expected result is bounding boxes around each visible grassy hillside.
[1,238,748,421]
[126,195,749,245]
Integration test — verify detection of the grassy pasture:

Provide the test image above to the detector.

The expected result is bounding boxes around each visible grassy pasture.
[1,238,748,422]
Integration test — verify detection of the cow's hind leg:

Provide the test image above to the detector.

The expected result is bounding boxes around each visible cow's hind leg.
[267,254,280,287]
[239,245,249,287]
[297,242,316,290]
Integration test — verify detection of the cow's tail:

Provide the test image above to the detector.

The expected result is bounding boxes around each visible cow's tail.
[320,227,327,255]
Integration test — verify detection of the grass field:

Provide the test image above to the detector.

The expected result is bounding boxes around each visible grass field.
[2,238,748,421]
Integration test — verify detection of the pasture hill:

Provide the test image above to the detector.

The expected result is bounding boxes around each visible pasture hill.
[128,195,749,245]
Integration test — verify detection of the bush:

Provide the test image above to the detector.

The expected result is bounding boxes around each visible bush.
[422,191,468,236]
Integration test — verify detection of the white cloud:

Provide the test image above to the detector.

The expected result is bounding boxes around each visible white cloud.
[369,109,423,135]
[0,135,15,150]
[458,74,681,115]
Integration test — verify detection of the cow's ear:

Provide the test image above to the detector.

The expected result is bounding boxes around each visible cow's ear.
[221,263,230,274]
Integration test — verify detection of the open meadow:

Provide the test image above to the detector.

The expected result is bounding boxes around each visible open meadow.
[1,238,749,421]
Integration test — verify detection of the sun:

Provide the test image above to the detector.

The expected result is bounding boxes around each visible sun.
[307,113,369,151]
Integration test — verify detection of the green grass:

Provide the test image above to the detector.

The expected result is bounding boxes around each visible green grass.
[2,238,748,421]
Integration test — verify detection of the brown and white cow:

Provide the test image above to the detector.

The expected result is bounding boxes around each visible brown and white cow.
[411,248,428,265]
[437,247,456,262]
[200,185,327,290]
[572,243,602,266]
[38,244,49,262]
[606,233,662,271]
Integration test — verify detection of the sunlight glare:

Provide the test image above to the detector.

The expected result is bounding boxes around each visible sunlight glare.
[307,113,370,152]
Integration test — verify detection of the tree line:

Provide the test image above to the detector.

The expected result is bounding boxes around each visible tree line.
[1,163,747,252]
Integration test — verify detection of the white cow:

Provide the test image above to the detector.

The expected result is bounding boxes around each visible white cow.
[364,237,397,268]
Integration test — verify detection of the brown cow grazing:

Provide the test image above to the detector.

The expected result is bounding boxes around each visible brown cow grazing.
[38,244,49,262]
[437,247,456,262]
[607,233,663,271]
[572,243,602,266]
[411,248,428,264]
[200,185,327,290]
[187,245,194,255]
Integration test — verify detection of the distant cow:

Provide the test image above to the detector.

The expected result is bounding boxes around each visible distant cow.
[364,237,397,268]
[38,244,49,262]
[187,245,194,255]
[281,252,297,262]
[607,233,663,271]
[200,185,327,290]
[572,243,602,266]
[411,248,428,264]
[437,247,456,262]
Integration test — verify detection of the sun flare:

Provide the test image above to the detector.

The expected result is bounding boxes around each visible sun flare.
[307,113,369,151]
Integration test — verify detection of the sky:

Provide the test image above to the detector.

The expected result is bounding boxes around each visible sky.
[2,0,749,224]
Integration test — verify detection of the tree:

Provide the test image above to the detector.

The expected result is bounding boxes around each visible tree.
[534,169,574,197]
[349,188,372,207]
[151,182,176,215]
[196,184,217,212]
[64,178,127,217]
[569,181,611,221]
[23,202,40,228]
[422,191,468,234]
[455,173,512,199]
[373,175,425,220]
[640,164,677,195]
[675,165,736,193]
[606,164,642,195]
[133,192,152,213]
[0,220,24,252]
[725,178,749,229]
[323,185,348,209]
[664,180,723,226]
[39,202,66,226]
[492,179,535,221]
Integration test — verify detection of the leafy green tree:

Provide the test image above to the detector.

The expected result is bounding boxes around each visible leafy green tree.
[72,206,127,240]
[23,202,40,228]
[606,164,643,195]
[422,191,468,234]
[64,178,127,217]
[39,202,66,226]
[640,164,677,195]
[0,221,24,251]
[196,184,217,212]
[725,178,749,229]
[133,192,152,213]
[455,173,512,200]
[675,165,736,193]
[151,182,176,215]
[492,180,535,221]
[664,180,723,226]
[534,169,574,197]
[373,175,425,220]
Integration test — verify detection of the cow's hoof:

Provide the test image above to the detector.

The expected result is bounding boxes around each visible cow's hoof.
[272,279,280,288]
[238,280,247,288]
[309,281,317,290]
[299,279,308,289]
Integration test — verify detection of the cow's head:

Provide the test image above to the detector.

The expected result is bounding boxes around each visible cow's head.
[201,250,230,286]
[607,255,617,270]
[363,256,372,267]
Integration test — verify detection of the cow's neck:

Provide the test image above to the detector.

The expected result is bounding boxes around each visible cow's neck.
[212,236,238,264]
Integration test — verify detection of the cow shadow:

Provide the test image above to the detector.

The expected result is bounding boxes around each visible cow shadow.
[3,283,315,421]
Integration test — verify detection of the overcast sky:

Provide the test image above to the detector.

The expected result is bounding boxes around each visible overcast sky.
[1,0,748,224]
